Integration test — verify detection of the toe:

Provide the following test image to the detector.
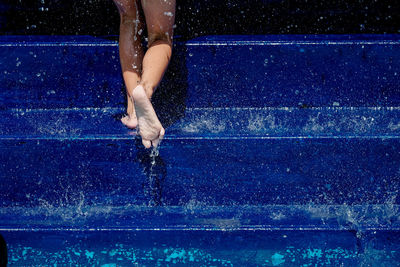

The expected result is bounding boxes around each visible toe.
[159,127,165,139]
[152,138,160,148]
[121,116,131,127]
[142,139,152,148]
[154,128,165,147]
[152,128,165,148]
[121,115,129,124]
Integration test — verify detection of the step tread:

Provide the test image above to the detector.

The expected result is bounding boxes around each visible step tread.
[1,204,399,231]
[1,107,400,139]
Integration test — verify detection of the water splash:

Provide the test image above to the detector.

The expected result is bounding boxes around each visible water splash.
[135,138,166,207]
[149,143,160,182]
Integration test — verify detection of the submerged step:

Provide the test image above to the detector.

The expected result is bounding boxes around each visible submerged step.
[4,230,399,266]
[1,35,400,109]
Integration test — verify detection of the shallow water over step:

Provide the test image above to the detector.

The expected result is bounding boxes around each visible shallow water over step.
[3,230,400,266]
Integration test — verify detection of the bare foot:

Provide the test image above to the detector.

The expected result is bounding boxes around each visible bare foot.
[132,85,165,148]
[121,93,138,129]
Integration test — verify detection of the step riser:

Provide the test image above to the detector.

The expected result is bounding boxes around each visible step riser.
[2,35,400,109]
[186,38,400,107]
[1,139,399,207]
[0,44,123,108]
[1,138,398,230]
[0,39,186,109]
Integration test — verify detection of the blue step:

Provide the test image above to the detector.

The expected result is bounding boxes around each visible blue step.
[186,35,400,107]
[0,35,186,109]
[2,35,400,109]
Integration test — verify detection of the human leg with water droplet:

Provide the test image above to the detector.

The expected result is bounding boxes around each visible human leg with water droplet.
[113,0,145,129]
[131,0,176,148]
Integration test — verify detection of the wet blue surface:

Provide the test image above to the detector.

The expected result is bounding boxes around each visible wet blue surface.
[1,35,400,265]
[2,136,399,207]
[186,35,400,107]
[1,107,400,138]
[2,35,400,109]
[0,108,399,231]
[0,35,186,109]
[1,230,399,265]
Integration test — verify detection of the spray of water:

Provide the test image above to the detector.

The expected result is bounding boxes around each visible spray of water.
[149,142,161,181]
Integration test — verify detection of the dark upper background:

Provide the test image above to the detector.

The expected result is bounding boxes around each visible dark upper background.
[0,0,399,39]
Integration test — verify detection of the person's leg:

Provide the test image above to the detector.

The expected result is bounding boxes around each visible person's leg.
[132,0,176,148]
[113,0,145,128]
[140,0,175,98]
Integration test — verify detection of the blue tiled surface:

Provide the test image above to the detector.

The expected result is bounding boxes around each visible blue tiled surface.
[1,35,400,265]
[0,37,123,109]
